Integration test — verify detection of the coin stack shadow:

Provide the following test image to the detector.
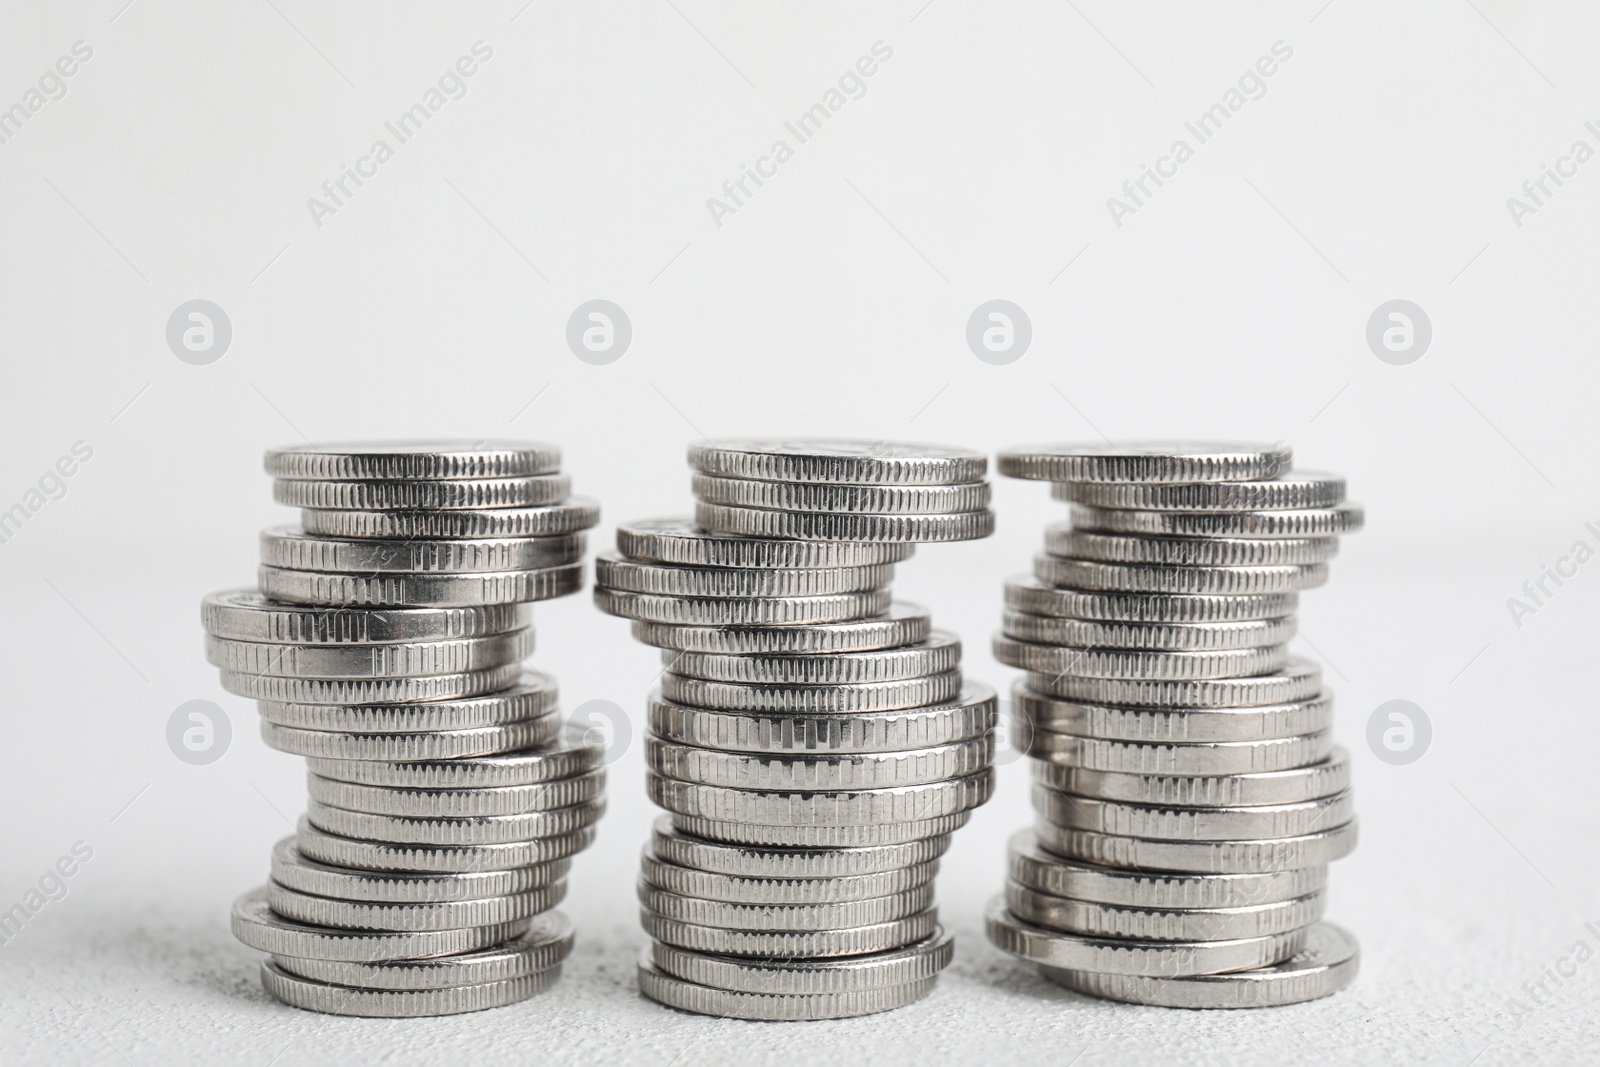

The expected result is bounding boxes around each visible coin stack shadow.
[592,439,998,1020]
[984,442,1364,1009]
[202,441,604,1017]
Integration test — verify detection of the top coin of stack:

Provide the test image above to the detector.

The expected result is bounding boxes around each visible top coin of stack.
[985,441,1363,1010]
[593,438,998,1021]
[203,440,605,1018]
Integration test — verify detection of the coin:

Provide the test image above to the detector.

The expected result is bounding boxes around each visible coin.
[1032,748,1352,805]
[639,851,938,904]
[648,769,994,825]
[665,632,961,685]
[266,879,563,931]
[1033,786,1356,841]
[596,552,893,597]
[996,442,1291,484]
[273,475,571,511]
[696,502,995,543]
[260,526,585,574]
[257,563,583,607]
[638,881,934,930]
[201,589,527,644]
[594,586,891,626]
[649,930,953,994]
[1005,576,1298,623]
[1069,503,1364,540]
[205,629,535,679]
[260,959,560,1018]
[305,797,605,846]
[305,768,606,818]
[1034,818,1359,874]
[659,669,964,714]
[616,517,912,567]
[270,839,570,902]
[692,475,990,516]
[1046,527,1337,567]
[304,730,601,788]
[642,909,939,959]
[647,735,992,791]
[264,440,562,481]
[688,439,987,486]
[1006,881,1326,941]
[1012,685,1332,743]
[1027,729,1334,776]
[632,602,931,654]
[994,636,1288,681]
[230,887,527,961]
[259,718,560,761]
[1028,657,1322,707]
[256,671,559,731]
[300,499,601,539]
[1033,556,1329,596]
[637,960,936,1020]
[672,813,970,849]
[650,818,952,878]
[1054,472,1345,512]
[1002,610,1295,652]
[294,818,594,873]
[218,663,521,703]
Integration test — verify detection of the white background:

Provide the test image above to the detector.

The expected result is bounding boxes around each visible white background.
[2,1,1596,1063]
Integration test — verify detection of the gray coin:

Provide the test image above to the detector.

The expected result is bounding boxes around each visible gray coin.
[639,881,933,930]
[647,769,993,825]
[260,959,559,1017]
[260,718,561,762]
[1028,657,1322,707]
[260,526,585,574]
[272,912,573,991]
[642,908,939,959]
[664,631,961,685]
[985,897,1305,977]
[616,516,911,567]
[1026,729,1334,776]
[1033,555,1329,596]
[305,797,605,846]
[220,663,521,704]
[1069,503,1365,540]
[306,768,605,818]
[696,502,995,544]
[688,439,987,486]
[205,629,534,679]
[637,961,936,1020]
[305,727,601,788]
[649,930,953,994]
[264,440,561,481]
[1008,831,1328,908]
[273,475,570,511]
[1040,921,1359,1008]
[270,838,569,902]
[647,735,992,791]
[996,442,1292,484]
[596,551,892,597]
[651,817,951,878]
[673,813,969,849]
[595,586,890,626]
[257,671,559,731]
[266,878,563,931]
[1034,818,1359,874]
[640,850,938,904]
[201,589,527,644]
[1046,527,1337,567]
[301,499,601,540]
[660,669,964,714]
[1003,610,1296,652]
[1006,881,1326,941]
[1005,576,1298,623]
[1034,786,1356,841]
[994,636,1288,681]
[633,602,931,654]
[230,887,527,961]
[1054,471,1345,512]
[1033,748,1352,805]
[258,563,583,607]
[693,474,990,516]
[648,683,996,755]
[1012,684,1332,743]
[295,817,594,873]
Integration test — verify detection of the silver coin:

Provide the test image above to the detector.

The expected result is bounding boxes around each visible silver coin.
[260,959,559,1017]
[639,881,933,930]
[274,475,570,511]
[696,502,995,544]
[1070,503,1365,540]
[205,629,534,679]
[633,601,931,654]
[1054,471,1345,512]
[648,683,997,755]
[266,879,562,931]
[305,728,601,788]
[616,517,911,567]
[1041,920,1359,1008]
[295,817,594,873]
[264,440,561,481]
[230,887,527,961]
[258,563,583,607]
[260,526,585,574]
[1008,831,1328,908]
[1005,576,1297,623]
[649,930,953,994]
[985,897,1305,977]
[647,769,993,825]
[639,850,938,904]
[201,589,527,644]
[596,551,893,597]
[1003,609,1295,652]
[1006,881,1325,941]
[272,912,573,991]
[257,672,559,731]
[1026,729,1334,776]
[994,636,1288,681]
[1012,684,1332,743]
[688,438,987,486]
[637,960,936,1020]
[306,768,605,818]
[1033,748,1351,805]
[269,838,569,902]
[693,474,990,516]
[1034,817,1359,874]
[673,812,969,848]
[651,817,952,878]
[301,499,601,540]
[260,718,561,761]
[1046,527,1338,567]
[664,631,961,685]
[1028,657,1322,707]
[220,663,521,704]
[642,908,940,959]
[1033,555,1329,596]
[305,797,605,846]
[996,442,1291,484]
[1034,786,1355,842]
[660,669,964,714]
[647,735,992,792]
[595,586,890,625]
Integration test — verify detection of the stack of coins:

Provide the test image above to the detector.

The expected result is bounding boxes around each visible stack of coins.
[202,441,604,1017]
[593,439,998,1020]
[984,442,1363,1009]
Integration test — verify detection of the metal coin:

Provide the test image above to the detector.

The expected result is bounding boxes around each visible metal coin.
[594,586,890,625]
[1002,609,1295,651]
[305,768,605,818]
[260,526,585,574]
[260,959,559,1017]
[639,850,938,904]
[1028,658,1322,707]
[637,961,936,1020]
[1070,503,1364,540]
[672,813,969,849]
[1012,684,1331,743]
[230,887,527,961]
[638,881,933,930]
[259,717,560,761]
[304,727,601,788]
[693,474,990,516]
[696,502,995,543]
[642,908,940,959]
[1033,786,1356,841]
[1033,556,1329,595]
[648,769,994,825]
[1054,471,1345,512]
[1034,818,1359,874]
[1005,576,1297,623]
[256,671,559,731]
[263,440,562,481]
[647,735,992,791]
[201,589,526,644]
[659,669,964,714]
[266,879,563,931]
[273,475,570,511]
[596,551,892,597]
[305,797,605,846]
[257,563,583,607]
[1046,527,1337,566]
[649,929,952,994]
[219,663,521,703]
[205,629,534,679]
[1032,748,1352,805]
[1006,881,1326,940]
[269,838,569,902]
[300,499,601,539]
[651,817,951,878]
[688,438,987,486]
[295,818,594,873]
[631,601,931,654]
[616,517,912,567]
[994,635,1288,680]
[1026,730,1334,776]
[664,632,961,685]
[996,442,1291,484]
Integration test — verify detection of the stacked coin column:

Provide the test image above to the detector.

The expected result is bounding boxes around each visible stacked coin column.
[984,442,1364,1009]
[593,439,997,1021]
[202,441,605,1017]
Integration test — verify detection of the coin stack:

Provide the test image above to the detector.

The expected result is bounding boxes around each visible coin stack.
[984,442,1363,1009]
[593,439,998,1021]
[202,441,604,1017]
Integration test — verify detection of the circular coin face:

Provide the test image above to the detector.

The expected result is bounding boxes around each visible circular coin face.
[689,438,987,485]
